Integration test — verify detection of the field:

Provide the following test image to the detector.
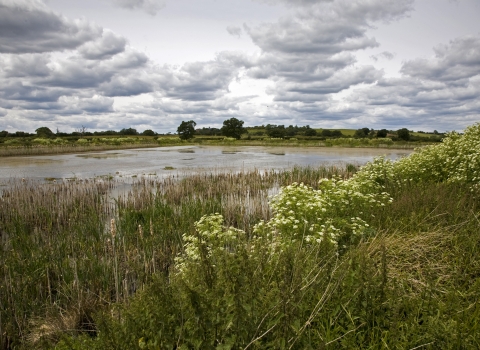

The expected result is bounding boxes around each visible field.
[0,124,479,349]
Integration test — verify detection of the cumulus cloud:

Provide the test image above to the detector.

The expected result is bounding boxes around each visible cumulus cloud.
[100,75,153,97]
[246,0,413,55]
[401,36,480,83]
[1,0,478,133]
[110,0,166,15]
[339,34,480,129]
[240,0,414,107]
[0,0,102,53]
[79,31,127,60]
[154,52,249,101]
[0,54,51,77]
[58,95,114,114]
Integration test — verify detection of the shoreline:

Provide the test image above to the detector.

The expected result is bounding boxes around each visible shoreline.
[0,139,425,157]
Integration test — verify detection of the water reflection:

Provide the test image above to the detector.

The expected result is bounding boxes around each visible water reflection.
[76,153,130,159]
[0,145,412,181]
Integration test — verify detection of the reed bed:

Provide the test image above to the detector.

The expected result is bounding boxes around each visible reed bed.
[1,157,479,349]
[0,143,161,157]
[0,165,346,349]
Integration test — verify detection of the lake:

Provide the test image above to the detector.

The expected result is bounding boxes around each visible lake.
[0,145,412,181]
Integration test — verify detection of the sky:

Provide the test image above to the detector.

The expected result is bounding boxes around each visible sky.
[0,0,480,134]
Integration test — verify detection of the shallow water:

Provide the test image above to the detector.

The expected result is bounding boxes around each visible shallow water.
[0,145,412,181]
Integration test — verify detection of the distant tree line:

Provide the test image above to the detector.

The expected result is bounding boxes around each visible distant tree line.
[0,127,158,138]
[0,119,445,143]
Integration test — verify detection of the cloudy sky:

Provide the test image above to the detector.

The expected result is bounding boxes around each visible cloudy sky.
[1,0,479,133]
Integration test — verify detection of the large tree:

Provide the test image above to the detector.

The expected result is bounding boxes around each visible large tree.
[221,117,246,140]
[35,127,54,138]
[177,120,196,140]
[376,129,388,138]
[119,128,138,135]
[397,128,410,141]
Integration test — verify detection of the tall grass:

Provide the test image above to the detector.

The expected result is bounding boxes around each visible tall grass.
[0,166,347,349]
[1,123,480,349]
[0,142,161,157]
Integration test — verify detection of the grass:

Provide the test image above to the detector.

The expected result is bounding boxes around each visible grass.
[1,150,479,349]
[0,167,478,349]
[0,166,350,349]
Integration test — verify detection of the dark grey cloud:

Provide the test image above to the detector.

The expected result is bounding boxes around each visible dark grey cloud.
[43,59,115,89]
[111,0,165,15]
[0,80,69,102]
[0,0,102,54]
[100,75,153,96]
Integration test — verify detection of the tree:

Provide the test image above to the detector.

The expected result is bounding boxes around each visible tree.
[221,118,246,140]
[354,127,370,138]
[120,128,138,136]
[397,128,410,141]
[142,129,156,136]
[377,129,388,138]
[265,124,286,138]
[35,127,54,138]
[177,120,196,140]
[304,128,317,137]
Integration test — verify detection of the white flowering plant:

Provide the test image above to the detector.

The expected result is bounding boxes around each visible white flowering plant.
[253,176,391,250]
[354,123,480,190]
[175,213,246,278]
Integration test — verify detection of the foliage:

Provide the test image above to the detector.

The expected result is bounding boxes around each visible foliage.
[119,128,138,136]
[265,124,286,138]
[397,128,410,141]
[354,127,370,138]
[304,127,317,136]
[35,127,54,138]
[376,129,388,138]
[254,177,391,250]
[221,117,246,140]
[321,129,343,137]
[177,120,197,140]
[141,129,156,136]
[356,123,480,189]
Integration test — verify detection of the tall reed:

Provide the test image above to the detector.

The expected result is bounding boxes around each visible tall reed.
[0,166,345,348]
